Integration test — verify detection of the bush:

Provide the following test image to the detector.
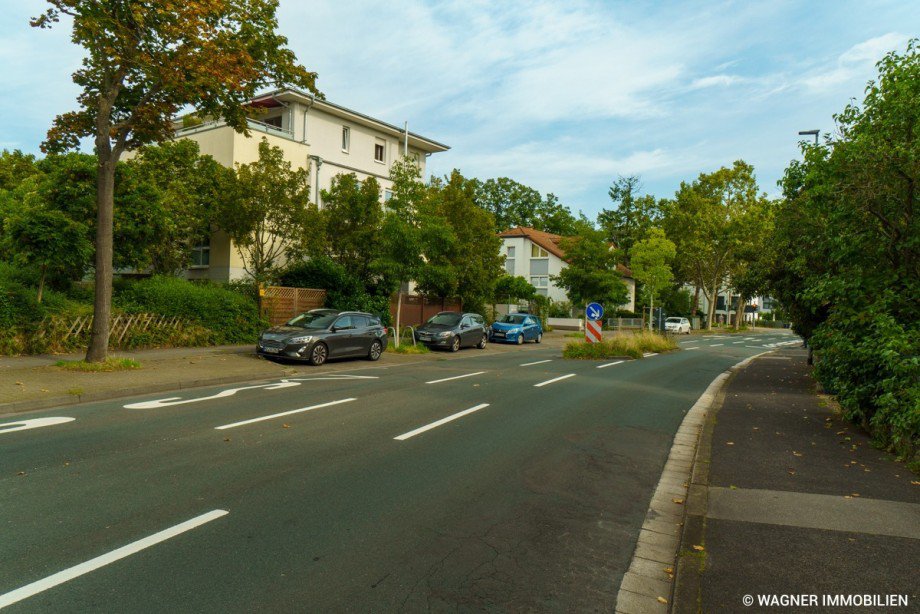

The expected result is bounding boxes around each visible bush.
[115,276,264,344]
[548,299,573,318]
[563,331,677,360]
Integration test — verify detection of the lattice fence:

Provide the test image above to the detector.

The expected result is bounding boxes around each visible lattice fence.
[16,313,206,354]
[261,286,327,326]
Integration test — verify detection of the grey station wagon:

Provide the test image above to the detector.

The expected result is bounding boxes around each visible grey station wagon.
[257,310,388,365]
[414,311,488,351]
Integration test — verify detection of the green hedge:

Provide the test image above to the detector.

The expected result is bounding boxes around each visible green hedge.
[277,257,391,325]
[114,276,264,344]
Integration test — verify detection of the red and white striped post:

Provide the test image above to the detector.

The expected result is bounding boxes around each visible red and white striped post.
[585,319,602,343]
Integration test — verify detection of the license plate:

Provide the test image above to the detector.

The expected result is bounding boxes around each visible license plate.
[418,334,430,340]
[262,346,280,353]
[493,332,505,337]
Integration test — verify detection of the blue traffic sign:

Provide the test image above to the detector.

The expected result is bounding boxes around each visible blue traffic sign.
[586,302,604,321]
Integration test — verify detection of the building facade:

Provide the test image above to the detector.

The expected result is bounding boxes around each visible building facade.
[172,88,449,281]
[497,227,636,313]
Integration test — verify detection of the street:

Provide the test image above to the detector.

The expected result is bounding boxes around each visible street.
[2,331,799,612]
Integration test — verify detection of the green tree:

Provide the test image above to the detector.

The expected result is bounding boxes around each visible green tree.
[551,227,628,309]
[32,0,319,361]
[472,177,578,234]
[3,207,92,302]
[0,150,39,192]
[216,140,319,288]
[598,175,662,264]
[320,173,384,287]
[630,228,676,330]
[491,275,536,319]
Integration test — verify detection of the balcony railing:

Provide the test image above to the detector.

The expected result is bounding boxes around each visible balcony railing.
[174,117,295,140]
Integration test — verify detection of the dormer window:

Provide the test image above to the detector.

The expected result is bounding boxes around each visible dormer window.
[531,245,549,258]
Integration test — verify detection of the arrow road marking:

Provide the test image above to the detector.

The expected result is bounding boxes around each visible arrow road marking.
[124,375,377,409]
[0,417,75,435]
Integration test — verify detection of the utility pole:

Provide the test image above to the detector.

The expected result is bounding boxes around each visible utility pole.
[798,129,819,145]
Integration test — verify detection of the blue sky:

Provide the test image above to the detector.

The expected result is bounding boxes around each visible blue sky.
[1,1,917,219]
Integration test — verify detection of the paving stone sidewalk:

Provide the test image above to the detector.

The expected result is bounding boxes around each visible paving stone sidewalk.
[674,348,920,613]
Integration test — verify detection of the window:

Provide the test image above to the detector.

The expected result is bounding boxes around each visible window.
[505,258,515,275]
[341,126,350,152]
[333,315,354,329]
[263,115,282,129]
[374,139,385,163]
[461,316,472,327]
[351,315,369,328]
[530,276,548,288]
[531,244,549,258]
[191,236,210,268]
[507,246,515,257]
[384,189,394,202]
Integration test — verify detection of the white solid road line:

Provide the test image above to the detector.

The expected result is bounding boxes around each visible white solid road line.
[394,404,490,441]
[733,341,744,344]
[520,359,552,367]
[0,510,228,609]
[643,352,658,357]
[425,371,486,385]
[214,398,356,430]
[597,360,624,369]
[534,374,576,387]
[684,346,701,351]
[0,417,75,435]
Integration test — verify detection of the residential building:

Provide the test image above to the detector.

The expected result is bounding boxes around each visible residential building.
[171,88,449,281]
[497,227,635,313]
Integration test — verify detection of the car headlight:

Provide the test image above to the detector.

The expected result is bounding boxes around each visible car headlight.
[438,331,452,338]
[289,335,314,344]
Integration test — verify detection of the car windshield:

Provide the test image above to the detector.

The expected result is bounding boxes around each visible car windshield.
[286,313,338,329]
[427,313,461,326]
[666,318,682,323]
[499,315,527,324]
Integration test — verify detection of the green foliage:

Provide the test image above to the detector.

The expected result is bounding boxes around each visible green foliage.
[630,228,676,321]
[660,286,693,316]
[56,357,141,372]
[598,175,662,263]
[276,257,391,324]
[493,275,536,303]
[767,40,919,462]
[563,332,677,360]
[548,299,574,318]
[115,276,264,344]
[550,227,628,308]
[321,172,384,286]
[471,176,578,234]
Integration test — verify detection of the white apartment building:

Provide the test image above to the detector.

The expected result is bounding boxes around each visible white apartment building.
[172,87,449,281]
[498,227,636,312]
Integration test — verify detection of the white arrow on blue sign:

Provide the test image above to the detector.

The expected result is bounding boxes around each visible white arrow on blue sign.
[586,302,604,321]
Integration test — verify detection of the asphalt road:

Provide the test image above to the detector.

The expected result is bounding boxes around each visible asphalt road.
[1,330,799,612]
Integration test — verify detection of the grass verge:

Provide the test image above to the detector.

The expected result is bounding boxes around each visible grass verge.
[563,331,678,360]
[386,343,430,355]
[55,357,142,372]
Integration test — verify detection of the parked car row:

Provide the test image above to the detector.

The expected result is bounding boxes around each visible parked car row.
[257,309,545,366]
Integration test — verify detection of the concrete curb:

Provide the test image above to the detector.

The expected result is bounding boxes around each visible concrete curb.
[614,352,769,614]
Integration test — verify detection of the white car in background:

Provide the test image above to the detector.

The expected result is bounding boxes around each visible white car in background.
[664,317,692,334]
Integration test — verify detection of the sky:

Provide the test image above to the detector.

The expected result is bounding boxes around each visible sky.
[1,0,917,219]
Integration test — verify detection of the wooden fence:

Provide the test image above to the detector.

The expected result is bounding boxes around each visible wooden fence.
[18,313,199,354]
[261,286,327,326]
[390,293,463,327]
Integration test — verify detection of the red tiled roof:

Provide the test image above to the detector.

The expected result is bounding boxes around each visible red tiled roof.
[497,226,633,279]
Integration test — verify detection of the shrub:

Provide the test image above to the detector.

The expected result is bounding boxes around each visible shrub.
[277,257,392,324]
[548,299,573,318]
[114,276,264,344]
[563,331,677,360]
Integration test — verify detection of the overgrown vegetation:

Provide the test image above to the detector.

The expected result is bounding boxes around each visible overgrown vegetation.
[563,332,677,360]
[55,357,141,372]
[765,41,919,466]
[386,343,430,355]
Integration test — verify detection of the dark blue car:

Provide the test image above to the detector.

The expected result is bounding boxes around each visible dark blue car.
[489,313,543,344]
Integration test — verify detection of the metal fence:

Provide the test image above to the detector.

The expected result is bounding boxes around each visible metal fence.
[608,317,644,330]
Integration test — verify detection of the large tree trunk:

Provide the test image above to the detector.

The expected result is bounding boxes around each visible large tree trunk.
[692,284,700,316]
[734,294,745,330]
[707,280,719,330]
[86,153,116,362]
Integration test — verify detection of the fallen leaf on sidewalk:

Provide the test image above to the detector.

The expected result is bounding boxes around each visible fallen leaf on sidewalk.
[850,461,858,464]
[672,498,684,504]
[17,471,26,476]
[692,545,705,552]
[664,566,674,574]
[657,597,668,604]
[223,438,231,442]
[15,381,23,386]
[851,493,860,497]
[792,451,803,457]
[787,469,796,476]
[282,424,291,429]
[725,441,734,446]
[911,481,919,486]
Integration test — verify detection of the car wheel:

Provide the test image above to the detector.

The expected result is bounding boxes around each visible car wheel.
[477,334,487,349]
[368,340,382,361]
[516,333,524,345]
[309,343,328,366]
[535,332,543,343]
[451,336,461,352]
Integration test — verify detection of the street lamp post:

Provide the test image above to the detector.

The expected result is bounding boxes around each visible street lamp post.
[798,129,819,145]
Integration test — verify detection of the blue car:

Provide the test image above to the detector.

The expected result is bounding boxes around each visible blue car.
[489,313,543,344]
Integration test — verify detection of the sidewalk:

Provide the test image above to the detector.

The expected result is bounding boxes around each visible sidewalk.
[674,348,920,612]
[0,331,573,416]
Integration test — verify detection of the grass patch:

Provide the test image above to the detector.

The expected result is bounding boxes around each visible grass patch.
[55,357,142,372]
[563,331,678,360]
[386,343,430,355]
[564,332,584,338]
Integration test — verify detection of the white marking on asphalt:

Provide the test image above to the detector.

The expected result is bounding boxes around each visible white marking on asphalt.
[520,359,552,367]
[425,371,486,385]
[214,398,356,430]
[394,404,490,441]
[124,376,376,409]
[596,360,624,369]
[643,352,658,357]
[732,341,744,344]
[0,509,228,609]
[684,346,701,351]
[709,343,724,347]
[534,374,576,387]
[0,417,75,435]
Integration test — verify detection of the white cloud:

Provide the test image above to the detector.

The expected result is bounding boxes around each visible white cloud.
[802,32,909,91]
[689,74,740,89]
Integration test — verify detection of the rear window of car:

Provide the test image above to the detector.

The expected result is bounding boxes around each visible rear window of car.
[666,318,682,323]
[368,316,381,327]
